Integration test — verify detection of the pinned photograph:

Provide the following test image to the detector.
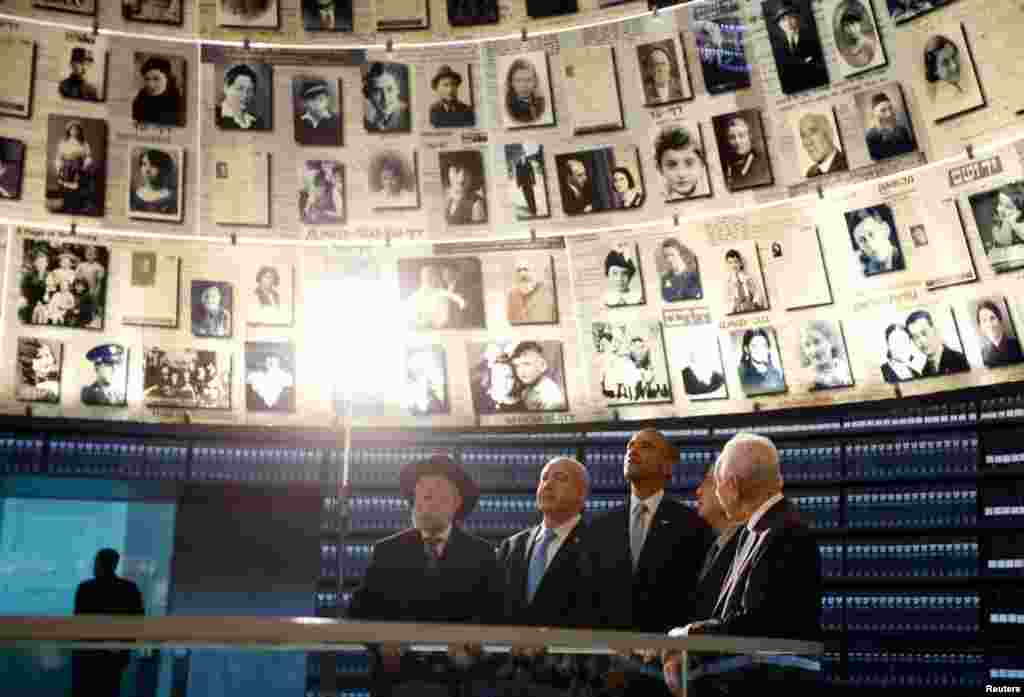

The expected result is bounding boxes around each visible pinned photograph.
[563,45,624,135]
[440,150,487,225]
[792,108,848,179]
[506,254,558,325]
[403,345,449,416]
[216,63,272,131]
[602,242,645,308]
[910,224,929,247]
[468,340,568,414]
[878,307,968,382]
[653,121,712,202]
[960,296,1024,370]
[299,160,345,224]
[526,0,576,18]
[245,342,296,413]
[375,0,428,30]
[35,0,95,16]
[555,146,645,215]
[127,146,184,222]
[722,244,767,315]
[131,54,186,127]
[762,0,830,95]
[217,0,279,27]
[498,51,556,130]
[799,319,854,391]
[447,0,497,26]
[918,22,985,124]
[712,109,773,192]
[845,204,906,277]
[855,84,917,161]
[656,237,703,302]
[143,347,232,409]
[18,241,108,329]
[123,0,183,24]
[428,64,475,129]
[58,43,105,102]
[692,11,751,94]
[191,281,233,338]
[887,0,957,24]
[731,327,787,397]
[81,344,129,407]
[16,338,63,404]
[302,0,353,30]
[46,116,107,217]
[829,0,886,77]
[369,149,419,210]
[0,138,26,200]
[363,62,411,132]
[293,77,343,146]
[122,252,180,328]
[0,36,35,118]
[593,321,673,405]
[398,257,486,330]
[967,181,1024,273]
[505,143,550,220]
[668,325,727,400]
[247,264,294,327]
[637,37,692,107]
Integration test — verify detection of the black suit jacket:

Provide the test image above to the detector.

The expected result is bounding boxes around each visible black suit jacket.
[496,519,599,628]
[771,29,830,95]
[693,525,742,621]
[806,149,849,178]
[589,497,713,633]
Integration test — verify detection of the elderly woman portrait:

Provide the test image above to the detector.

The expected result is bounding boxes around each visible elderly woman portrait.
[132,56,184,126]
[659,238,702,302]
[364,62,411,132]
[504,56,548,126]
[217,64,267,130]
[974,300,1024,368]
[736,327,786,395]
[192,282,232,338]
[655,124,710,201]
[800,320,853,390]
[880,322,925,382]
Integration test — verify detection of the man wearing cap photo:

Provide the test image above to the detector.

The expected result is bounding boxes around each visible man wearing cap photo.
[82,344,127,406]
[60,47,101,102]
[765,0,829,95]
[294,78,342,147]
[429,65,475,129]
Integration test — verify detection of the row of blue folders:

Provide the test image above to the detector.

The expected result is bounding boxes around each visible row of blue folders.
[313,591,352,617]
[844,593,980,633]
[846,437,978,479]
[345,447,452,487]
[583,446,716,489]
[0,435,45,473]
[842,542,979,578]
[821,595,843,632]
[846,653,986,688]
[47,439,188,479]
[846,486,977,528]
[461,447,578,488]
[190,445,322,483]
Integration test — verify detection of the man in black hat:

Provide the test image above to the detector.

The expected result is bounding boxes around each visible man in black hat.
[429,65,475,129]
[60,47,101,101]
[603,249,642,307]
[82,344,127,406]
[294,79,342,146]
[766,1,829,95]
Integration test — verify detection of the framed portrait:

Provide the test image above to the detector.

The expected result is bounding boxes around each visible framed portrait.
[293,77,343,147]
[375,0,429,30]
[876,306,968,382]
[35,0,95,15]
[720,242,768,316]
[505,144,550,220]
[58,42,106,103]
[123,0,183,24]
[692,11,751,95]
[601,242,645,308]
[654,237,703,303]
[917,21,985,124]
[0,138,26,200]
[798,319,854,391]
[218,0,279,27]
[959,296,1024,370]
[828,0,886,78]
[886,0,958,24]
[215,63,273,131]
[209,148,271,226]
[246,263,294,327]
[245,342,296,413]
[191,281,233,338]
[19,240,109,330]
[790,107,849,179]
[127,146,184,223]
[526,0,576,18]
[404,345,449,416]
[555,146,644,216]
[302,0,353,30]
[637,37,692,108]
[497,51,556,130]
[506,253,558,325]
[666,324,727,401]
[844,204,906,277]
[45,116,107,217]
[398,257,486,330]
[730,327,787,397]
[563,45,624,135]
[652,121,712,202]
[711,109,774,192]
[592,321,673,405]
[0,36,35,118]
[299,160,345,225]
[967,181,1024,274]
[143,348,232,409]
[439,150,487,226]
[468,340,568,414]
[16,338,63,404]
[131,53,187,127]
[427,64,475,129]
[369,149,419,210]
[80,344,129,407]
[122,252,180,328]
[447,0,497,26]
[854,83,917,162]
[363,62,412,133]
[762,0,830,95]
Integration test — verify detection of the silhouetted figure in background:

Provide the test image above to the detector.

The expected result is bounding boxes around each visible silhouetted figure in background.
[72,549,145,697]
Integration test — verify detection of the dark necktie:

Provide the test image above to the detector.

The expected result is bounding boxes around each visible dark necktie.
[424,536,444,571]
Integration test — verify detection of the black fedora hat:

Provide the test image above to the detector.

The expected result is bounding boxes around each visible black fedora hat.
[399,453,479,520]
[431,65,463,91]
[772,2,800,23]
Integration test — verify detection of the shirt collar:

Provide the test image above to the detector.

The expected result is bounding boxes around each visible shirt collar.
[540,513,581,541]
[746,492,784,532]
[419,524,453,545]
[631,489,665,518]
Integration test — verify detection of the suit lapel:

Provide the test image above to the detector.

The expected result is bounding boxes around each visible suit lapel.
[636,500,674,573]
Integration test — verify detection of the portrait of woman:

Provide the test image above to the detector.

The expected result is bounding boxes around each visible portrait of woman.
[833,0,884,75]
[723,248,766,315]
[370,150,419,210]
[677,329,727,400]
[217,64,269,131]
[245,342,296,412]
[49,117,106,217]
[192,281,232,338]
[989,186,1024,249]
[968,182,1024,274]
[973,299,1024,368]
[299,160,345,224]
[131,55,185,127]
[499,52,554,129]
[16,338,62,403]
[248,264,292,326]
[440,151,487,225]
[800,319,854,391]
[735,327,786,396]
[128,147,181,222]
[879,323,925,383]
[612,167,644,209]
[658,238,702,302]
[921,25,985,122]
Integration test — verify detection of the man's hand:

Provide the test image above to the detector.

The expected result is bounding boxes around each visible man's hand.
[679,620,717,635]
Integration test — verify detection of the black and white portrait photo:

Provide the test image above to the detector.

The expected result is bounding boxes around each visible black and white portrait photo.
[602,242,645,308]
[855,84,917,161]
[191,281,233,338]
[0,36,34,118]
[447,0,497,26]
[910,224,928,247]
[369,149,419,210]
[792,108,848,179]
[363,62,411,133]
[656,237,703,302]
[845,204,906,277]
[440,150,487,226]
[122,0,182,24]
[429,64,475,129]
[216,63,272,131]
[16,338,63,404]
[247,264,293,327]
[693,11,751,95]
[829,0,886,77]
[799,319,854,391]
[127,146,184,222]
[667,323,727,400]
[299,160,345,224]
[143,347,232,409]
[918,22,985,124]
[45,116,107,217]
[637,38,692,107]
[960,296,1024,370]
[877,307,968,382]
[722,245,767,315]
[132,53,186,127]
[398,257,486,331]
[555,147,645,215]
[293,77,343,147]
[968,181,1024,273]
[0,138,25,200]
[731,327,787,397]
[302,0,352,30]
[498,52,556,130]
[468,340,568,414]
[81,343,129,407]
[506,254,558,325]
[762,0,830,95]
[505,143,549,220]
[36,0,95,14]
[593,321,673,405]
[712,109,773,192]
[18,241,108,330]
[58,44,105,102]
[887,0,956,24]
[403,345,449,416]
[245,342,296,412]
[653,121,711,202]
[217,0,278,27]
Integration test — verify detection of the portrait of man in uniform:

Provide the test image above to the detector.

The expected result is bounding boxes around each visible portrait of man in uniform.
[81,344,128,407]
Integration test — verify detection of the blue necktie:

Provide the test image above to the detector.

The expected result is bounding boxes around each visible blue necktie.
[527,528,557,604]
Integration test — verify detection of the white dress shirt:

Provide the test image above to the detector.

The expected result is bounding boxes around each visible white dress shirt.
[630,488,665,552]
[745,491,784,533]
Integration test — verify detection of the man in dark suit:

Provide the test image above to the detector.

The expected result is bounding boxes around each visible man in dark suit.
[348,454,501,696]
[692,462,744,621]
[865,93,917,161]
[906,310,971,377]
[429,65,475,129]
[768,2,830,95]
[560,158,594,215]
[799,112,848,178]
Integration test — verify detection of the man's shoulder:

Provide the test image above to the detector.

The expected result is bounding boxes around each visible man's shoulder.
[587,504,629,530]
[373,527,421,549]
[659,497,706,525]
[500,525,537,551]
[452,527,498,556]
